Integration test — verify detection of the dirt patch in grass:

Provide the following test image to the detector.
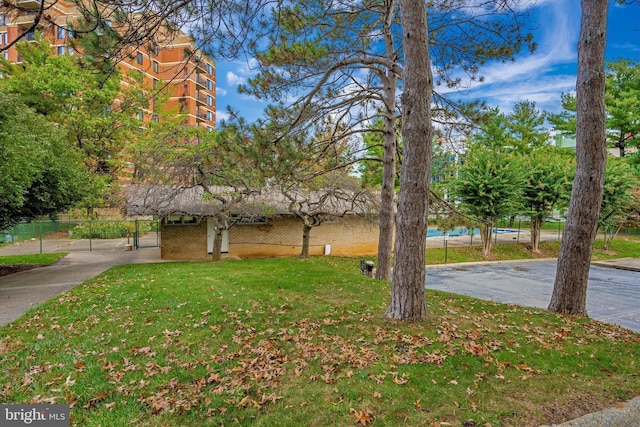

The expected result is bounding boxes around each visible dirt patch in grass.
[541,393,610,425]
[0,264,43,278]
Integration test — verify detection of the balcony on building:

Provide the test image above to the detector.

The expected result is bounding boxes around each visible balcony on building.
[195,110,208,121]
[195,90,208,105]
[21,31,37,42]
[16,0,42,9]
[194,56,207,73]
[194,73,207,88]
[14,11,39,28]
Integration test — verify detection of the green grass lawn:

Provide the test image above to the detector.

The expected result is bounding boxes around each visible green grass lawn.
[1,256,638,426]
[0,253,66,265]
[426,235,640,265]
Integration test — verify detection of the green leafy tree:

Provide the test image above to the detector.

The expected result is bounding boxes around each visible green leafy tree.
[0,34,143,210]
[548,92,578,135]
[549,58,640,158]
[604,58,640,158]
[522,148,575,252]
[0,93,87,228]
[451,147,526,257]
[476,101,548,153]
[599,158,638,250]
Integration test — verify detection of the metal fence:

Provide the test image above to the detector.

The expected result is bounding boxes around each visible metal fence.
[0,219,160,252]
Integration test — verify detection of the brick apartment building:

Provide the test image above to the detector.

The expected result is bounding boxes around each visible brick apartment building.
[0,0,216,130]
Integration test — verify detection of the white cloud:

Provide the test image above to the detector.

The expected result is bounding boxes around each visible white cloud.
[216,86,228,96]
[226,71,245,86]
[215,110,231,123]
[438,0,580,115]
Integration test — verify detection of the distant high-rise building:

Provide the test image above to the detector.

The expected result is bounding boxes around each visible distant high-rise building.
[0,0,216,130]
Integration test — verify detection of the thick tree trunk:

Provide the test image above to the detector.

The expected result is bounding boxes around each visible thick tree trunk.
[549,0,608,315]
[530,215,543,253]
[300,223,312,258]
[386,0,432,321]
[211,227,223,262]
[375,5,399,282]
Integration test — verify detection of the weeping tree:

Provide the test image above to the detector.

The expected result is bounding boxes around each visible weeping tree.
[251,115,378,258]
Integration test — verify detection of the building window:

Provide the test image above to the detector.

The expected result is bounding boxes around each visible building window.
[136,111,143,121]
[57,27,65,39]
[152,61,158,73]
[3,51,7,60]
[1,32,7,45]
[152,114,159,123]
[206,95,213,106]
[136,52,143,65]
[68,46,75,55]
[57,46,65,55]
[206,110,213,121]
[152,78,158,89]
[207,126,213,132]
[0,14,6,26]
[206,63,213,75]
[206,79,212,90]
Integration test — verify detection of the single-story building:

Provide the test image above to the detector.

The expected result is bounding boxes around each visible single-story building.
[126,185,380,260]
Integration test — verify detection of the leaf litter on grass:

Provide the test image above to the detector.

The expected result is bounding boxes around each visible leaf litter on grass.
[0,257,638,426]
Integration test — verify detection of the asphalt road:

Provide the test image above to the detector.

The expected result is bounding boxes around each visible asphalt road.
[425,259,640,332]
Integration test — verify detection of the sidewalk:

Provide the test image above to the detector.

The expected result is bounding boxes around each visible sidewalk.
[0,239,164,326]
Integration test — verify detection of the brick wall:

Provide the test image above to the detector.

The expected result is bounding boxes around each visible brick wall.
[160,215,379,260]
[160,220,207,260]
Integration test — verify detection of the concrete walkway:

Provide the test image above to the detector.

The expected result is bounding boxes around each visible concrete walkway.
[0,239,164,326]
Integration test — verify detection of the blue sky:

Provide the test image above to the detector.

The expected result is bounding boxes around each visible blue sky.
[214,1,640,126]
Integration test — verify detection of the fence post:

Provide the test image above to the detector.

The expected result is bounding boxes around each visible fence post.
[134,220,139,249]
[39,221,43,254]
[444,232,449,264]
[89,221,92,252]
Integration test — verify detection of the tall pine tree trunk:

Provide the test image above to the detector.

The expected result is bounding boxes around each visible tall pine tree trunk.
[386,0,432,321]
[549,0,608,315]
[376,2,399,282]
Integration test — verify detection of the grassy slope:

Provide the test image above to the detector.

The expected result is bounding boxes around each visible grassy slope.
[0,257,638,426]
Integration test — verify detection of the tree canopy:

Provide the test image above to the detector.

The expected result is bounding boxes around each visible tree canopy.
[0,92,88,228]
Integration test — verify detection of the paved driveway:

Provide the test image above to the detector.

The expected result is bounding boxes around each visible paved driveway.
[425,260,640,332]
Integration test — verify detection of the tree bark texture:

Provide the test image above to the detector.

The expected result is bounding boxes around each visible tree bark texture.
[549,0,608,315]
[375,3,399,282]
[386,0,432,321]
[530,215,543,253]
[300,223,312,258]
[211,227,223,262]
[479,223,493,258]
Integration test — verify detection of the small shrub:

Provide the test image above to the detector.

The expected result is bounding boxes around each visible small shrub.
[70,221,152,239]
